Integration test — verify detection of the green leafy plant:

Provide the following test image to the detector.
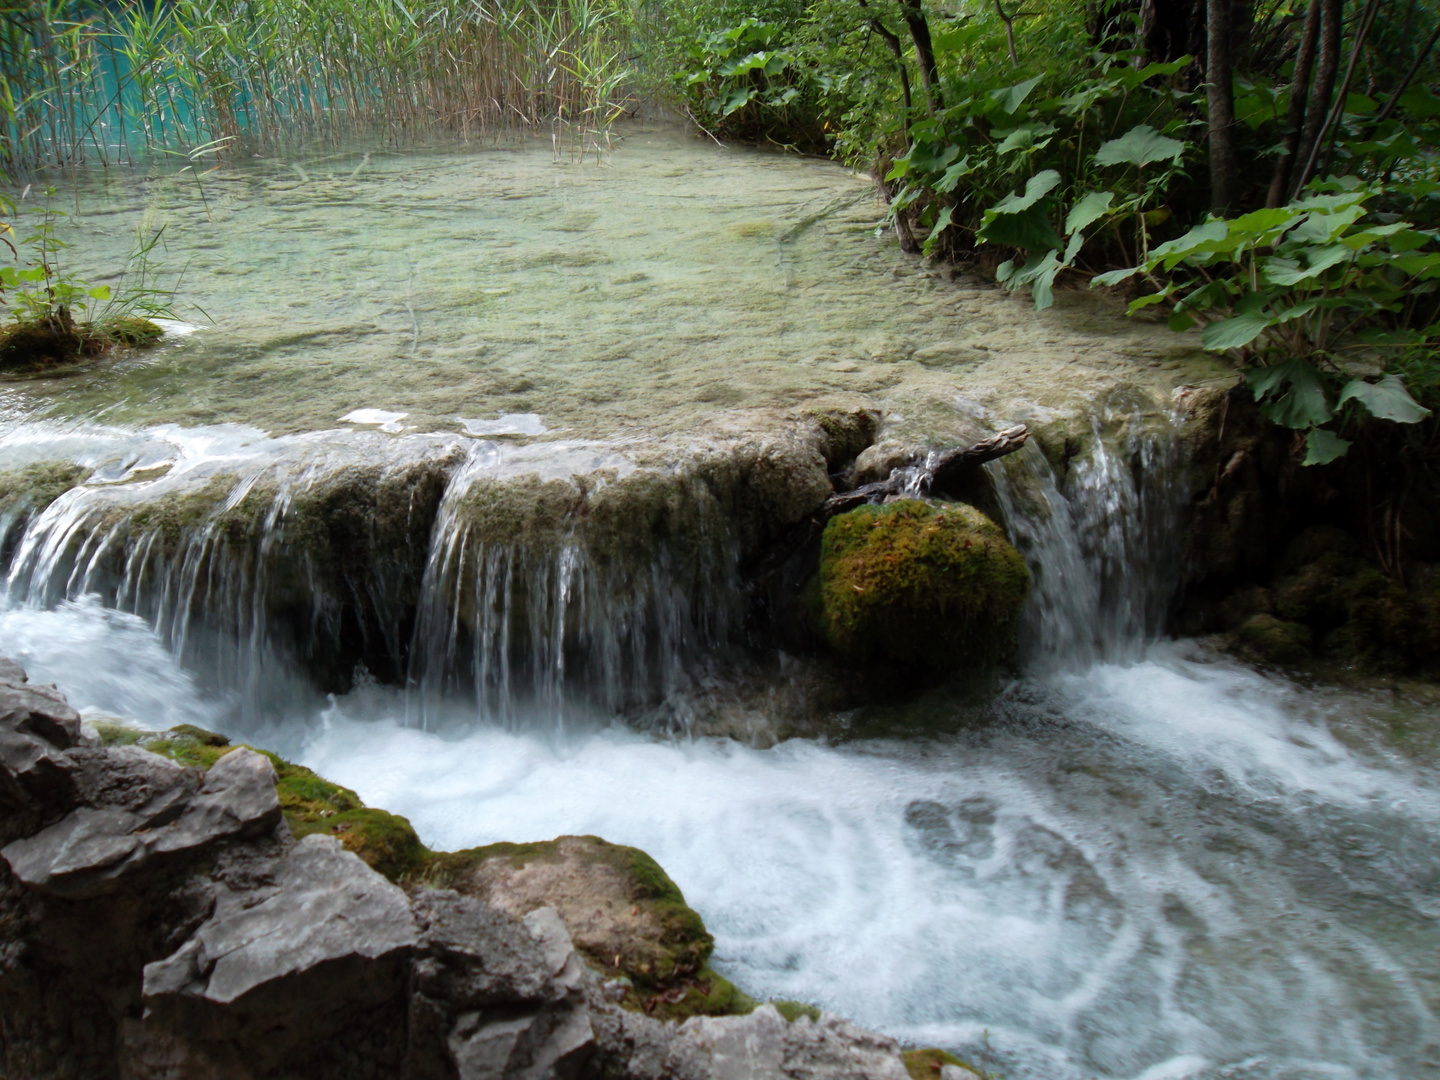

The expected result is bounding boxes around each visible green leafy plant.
[1094,182,1436,463]
[681,17,825,144]
[1,187,179,367]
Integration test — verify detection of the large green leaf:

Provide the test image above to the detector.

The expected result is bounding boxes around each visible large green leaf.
[1065,190,1114,236]
[1202,313,1272,351]
[1247,358,1333,428]
[986,171,1062,217]
[997,123,1056,155]
[998,249,1064,310]
[979,204,1065,250]
[988,76,1043,115]
[1303,428,1352,465]
[1094,124,1185,169]
[1149,220,1229,267]
[1337,374,1433,423]
[1092,265,1141,287]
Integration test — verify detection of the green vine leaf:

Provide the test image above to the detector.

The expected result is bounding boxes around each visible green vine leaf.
[1337,374,1433,423]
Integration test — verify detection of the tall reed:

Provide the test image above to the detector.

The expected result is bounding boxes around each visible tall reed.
[0,0,635,178]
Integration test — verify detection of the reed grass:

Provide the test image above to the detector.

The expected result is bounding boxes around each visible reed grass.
[0,0,636,178]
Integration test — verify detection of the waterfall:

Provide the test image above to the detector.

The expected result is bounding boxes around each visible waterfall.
[989,414,1185,669]
[403,441,740,733]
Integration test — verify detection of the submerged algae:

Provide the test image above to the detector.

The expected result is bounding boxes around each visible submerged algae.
[816,500,1030,671]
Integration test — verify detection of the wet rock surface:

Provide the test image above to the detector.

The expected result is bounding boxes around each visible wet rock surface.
[0,661,914,1079]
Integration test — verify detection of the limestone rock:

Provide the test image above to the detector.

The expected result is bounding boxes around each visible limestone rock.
[2,747,279,899]
[640,1005,912,1080]
[144,833,416,1005]
[0,663,920,1080]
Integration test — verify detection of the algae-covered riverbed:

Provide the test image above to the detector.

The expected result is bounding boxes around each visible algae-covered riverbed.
[1,126,1226,439]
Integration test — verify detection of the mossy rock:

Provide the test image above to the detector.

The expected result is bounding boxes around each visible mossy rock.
[0,461,88,520]
[126,733,757,1021]
[95,316,163,348]
[903,1048,985,1079]
[815,500,1029,671]
[131,727,430,881]
[425,834,748,1019]
[1236,613,1312,666]
[0,314,162,369]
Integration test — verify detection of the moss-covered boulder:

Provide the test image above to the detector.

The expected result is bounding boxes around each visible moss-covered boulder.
[815,500,1029,671]
[902,1047,986,1079]
[95,721,431,882]
[1235,613,1312,666]
[426,834,752,1020]
[0,312,162,369]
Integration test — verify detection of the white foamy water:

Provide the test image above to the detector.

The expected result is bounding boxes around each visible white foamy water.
[5,593,1436,1080]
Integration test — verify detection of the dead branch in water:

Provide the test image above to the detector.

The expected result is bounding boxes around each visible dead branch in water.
[822,425,1031,516]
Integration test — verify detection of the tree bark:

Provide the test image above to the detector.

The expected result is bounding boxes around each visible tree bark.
[899,0,943,115]
[1289,0,1341,200]
[1206,0,1238,213]
[1265,0,1321,206]
[858,0,913,133]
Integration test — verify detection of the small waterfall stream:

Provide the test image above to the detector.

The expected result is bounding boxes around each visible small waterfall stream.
[0,417,1436,1080]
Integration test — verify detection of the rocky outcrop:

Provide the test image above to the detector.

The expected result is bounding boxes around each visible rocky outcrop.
[0,661,918,1079]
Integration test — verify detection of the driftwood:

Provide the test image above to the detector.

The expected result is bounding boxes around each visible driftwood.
[821,424,1031,516]
[746,425,1032,586]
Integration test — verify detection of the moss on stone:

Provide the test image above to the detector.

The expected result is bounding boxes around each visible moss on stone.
[427,835,713,980]
[903,1048,984,1079]
[167,723,230,747]
[0,461,88,519]
[423,833,758,1020]
[127,732,764,1021]
[815,500,1030,671]
[806,407,880,468]
[0,314,162,368]
[95,316,163,348]
[1236,613,1312,666]
[772,999,822,1023]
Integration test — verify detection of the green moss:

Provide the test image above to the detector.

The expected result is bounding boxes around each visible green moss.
[806,407,879,468]
[94,316,163,348]
[903,1049,984,1079]
[90,720,145,747]
[167,723,229,746]
[428,835,714,983]
[0,461,87,519]
[772,999,822,1023]
[128,732,763,1021]
[288,807,430,882]
[1236,613,1312,666]
[815,500,1030,671]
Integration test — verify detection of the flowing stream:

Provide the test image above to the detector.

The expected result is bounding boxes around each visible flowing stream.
[1,426,1437,1080]
[1,130,1437,1080]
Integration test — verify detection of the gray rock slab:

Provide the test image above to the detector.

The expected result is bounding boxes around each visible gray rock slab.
[2,748,279,899]
[0,657,28,684]
[143,833,418,1006]
[663,1005,912,1080]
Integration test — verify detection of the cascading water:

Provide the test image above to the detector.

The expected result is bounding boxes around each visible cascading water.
[0,412,1436,1080]
[989,412,1185,668]
[404,439,740,732]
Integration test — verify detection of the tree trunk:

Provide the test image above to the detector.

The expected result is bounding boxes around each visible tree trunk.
[1289,0,1341,200]
[1266,0,1321,206]
[899,0,942,115]
[858,0,913,134]
[1206,0,1238,213]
